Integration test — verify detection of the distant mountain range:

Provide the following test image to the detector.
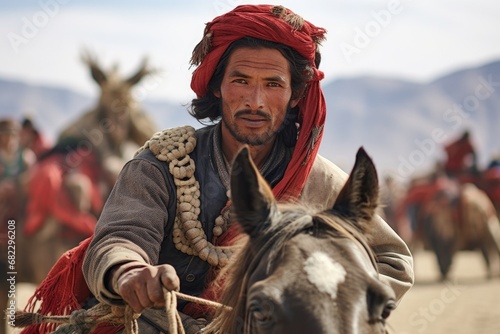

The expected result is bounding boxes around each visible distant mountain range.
[1,60,499,182]
[322,60,499,180]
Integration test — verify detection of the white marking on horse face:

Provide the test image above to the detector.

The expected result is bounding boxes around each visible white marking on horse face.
[303,251,346,300]
[350,293,365,333]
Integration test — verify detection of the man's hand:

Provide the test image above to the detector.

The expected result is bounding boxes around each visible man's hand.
[113,264,180,313]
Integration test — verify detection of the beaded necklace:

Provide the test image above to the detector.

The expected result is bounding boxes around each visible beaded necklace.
[135,126,233,267]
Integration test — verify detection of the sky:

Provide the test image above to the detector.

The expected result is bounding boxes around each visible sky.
[1,0,500,105]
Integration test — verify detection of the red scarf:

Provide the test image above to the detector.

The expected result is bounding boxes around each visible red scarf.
[22,4,327,332]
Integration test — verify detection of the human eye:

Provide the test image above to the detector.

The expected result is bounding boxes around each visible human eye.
[267,82,282,88]
[232,78,248,84]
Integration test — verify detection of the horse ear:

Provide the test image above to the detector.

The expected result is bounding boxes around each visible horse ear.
[230,146,276,238]
[331,147,379,228]
[126,57,154,86]
[81,50,107,85]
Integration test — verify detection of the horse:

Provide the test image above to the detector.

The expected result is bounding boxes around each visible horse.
[204,147,396,334]
[58,51,157,166]
[17,52,158,286]
[422,181,500,280]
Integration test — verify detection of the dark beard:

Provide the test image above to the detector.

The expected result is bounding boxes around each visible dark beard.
[221,106,295,146]
[221,109,272,146]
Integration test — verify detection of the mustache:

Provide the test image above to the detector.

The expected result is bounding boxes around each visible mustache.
[234,109,272,120]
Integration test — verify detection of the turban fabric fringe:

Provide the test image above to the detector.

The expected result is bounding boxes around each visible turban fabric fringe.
[20,4,328,331]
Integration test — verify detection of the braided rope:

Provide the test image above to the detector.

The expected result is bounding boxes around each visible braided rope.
[14,291,231,334]
[135,126,233,267]
[164,289,183,334]
[14,303,139,333]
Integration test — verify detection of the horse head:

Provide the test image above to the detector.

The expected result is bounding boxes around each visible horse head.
[81,51,156,150]
[207,147,396,333]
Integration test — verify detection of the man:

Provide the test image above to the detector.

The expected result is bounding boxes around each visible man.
[0,118,34,222]
[80,4,413,332]
[19,117,52,161]
[443,130,477,179]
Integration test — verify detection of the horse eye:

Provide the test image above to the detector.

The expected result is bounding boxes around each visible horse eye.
[249,300,275,328]
[253,309,272,325]
[381,300,396,320]
[367,283,397,323]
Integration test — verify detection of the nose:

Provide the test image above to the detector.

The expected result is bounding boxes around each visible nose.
[245,85,265,111]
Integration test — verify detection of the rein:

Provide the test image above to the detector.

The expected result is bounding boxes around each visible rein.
[14,291,231,334]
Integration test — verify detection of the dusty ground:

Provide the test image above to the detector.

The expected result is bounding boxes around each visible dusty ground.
[7,250,500,333]
[387,250,500,334]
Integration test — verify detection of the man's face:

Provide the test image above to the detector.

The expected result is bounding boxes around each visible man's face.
[0,131,19,150]
[216,47,299,146]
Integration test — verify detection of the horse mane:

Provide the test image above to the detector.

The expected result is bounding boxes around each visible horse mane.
[205,202,378,333]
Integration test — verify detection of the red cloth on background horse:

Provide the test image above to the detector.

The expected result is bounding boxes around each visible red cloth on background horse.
[24,152,101,237]
[395,175,459,236]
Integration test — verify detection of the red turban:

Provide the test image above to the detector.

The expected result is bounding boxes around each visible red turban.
[190,4,327,199]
